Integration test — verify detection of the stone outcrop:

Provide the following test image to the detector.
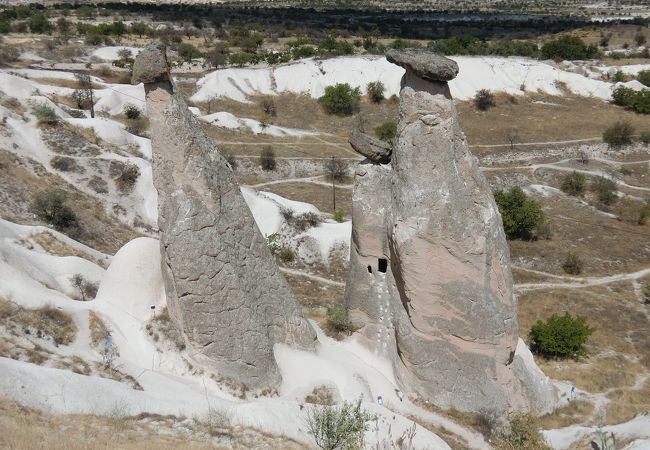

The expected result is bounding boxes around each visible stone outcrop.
[133,44,316,389]
[346,49,557,414]
[348,129,392,163]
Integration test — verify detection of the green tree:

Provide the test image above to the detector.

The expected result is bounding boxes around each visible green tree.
[260,146,276,171]
[562,252,583,275]
[474,89,495,111]
[612,71,625,83]
[528,313,594,358]
[306,399,375,450]
[366,81,385,103]
[560,171,586,196]
[318,83,361,116]
[603,121,634,148]
[541,35,599,61]
[494,187,545,240]
[28,13,52,34]
[177,43,201,62]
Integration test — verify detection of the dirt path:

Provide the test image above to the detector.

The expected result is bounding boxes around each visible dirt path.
[514,266,650,291]
[279,267,345,287]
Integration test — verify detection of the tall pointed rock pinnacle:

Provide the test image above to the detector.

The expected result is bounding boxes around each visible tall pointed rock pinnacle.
[133,43,316,389]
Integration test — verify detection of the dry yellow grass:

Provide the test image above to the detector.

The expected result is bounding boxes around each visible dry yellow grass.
[539,400,595,429]
[32,232,107,268]
[0,299,77,346]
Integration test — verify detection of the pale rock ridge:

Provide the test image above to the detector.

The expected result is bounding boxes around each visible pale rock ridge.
[345,49,557,414]
[133,44,316,389]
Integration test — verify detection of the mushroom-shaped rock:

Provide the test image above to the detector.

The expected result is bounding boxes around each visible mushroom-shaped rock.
[132,43,170,84]
[386,49,458,82]
[349,129,392,164]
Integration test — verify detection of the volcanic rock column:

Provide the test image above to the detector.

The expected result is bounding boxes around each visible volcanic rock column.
[132,44,316,389]
[346,49,557,413]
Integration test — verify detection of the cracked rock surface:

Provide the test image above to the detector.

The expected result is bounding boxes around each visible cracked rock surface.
[346,50,557,414]
[134,44,316,389]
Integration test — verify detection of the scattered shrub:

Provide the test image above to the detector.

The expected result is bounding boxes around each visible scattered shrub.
[640,132,650,145]
[333,210,345,223]
[560,171,586,197]
[474,89,495,111]
[290,212,322,232]
[306,399,375,450]
[611,71,625,83]
[493,412,551,450]
[326,303,355,335]
[0,299,77,346]
[116,164,140,193]
[123,104,140,120]
[541,35,599,61]
[278,247,295,262]
[611,87,650,114]
[592,176,618,206]
[603,121,634,148]
[562,252,584,275]
[366,81,385,103]
[148,307,185,351]
[494,187,545,240]
[176,43,201,62]
[375,121,397,142]
[260,146,276,171]
[260,98,276,117]
[638,69,650,87]
[528,312,594,359]
[50,156,79,172]
[30,189,77,230]
[88,310,110,348]
[319,83,361,116]
[643,284,650,304]
[266,233,281,255]
[33,103,58,125]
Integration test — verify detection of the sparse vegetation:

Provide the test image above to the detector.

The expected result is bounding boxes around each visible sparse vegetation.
[146,307,186,351]
[260,98,277,117]
[611,87,650,114]
[0,299,77,346]
[123,104,141,120]
[325,157,347,181]
[529,312,594,359]
[319,83,360,116]
[30,189,77,230]
[541,35,599,61]
[50,156,80,173]
[288,211,321,232]
[115,164,141,193]
[260,146,276,171]
[474,89,495,111]
[592,176,618,206]
[88,310,110,348]
[638,69,650,88]
[278,246,295,263]
[493,412,551,450]
[333,210,345,223]
[326,303,355,336]
[560,171,586,197]
[306,399,375,450]
[33,103,58,125]
[494,187,545,240]
[603,121,634,148]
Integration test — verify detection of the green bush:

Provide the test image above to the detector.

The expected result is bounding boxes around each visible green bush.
[177,43,201,62]
[278,247,295,263]
[33,103,58,125]
[494,187,545,240]
[375,121,397,142]
[612,71,625,83]
[116,164,140,192]
[562,251,583,275]
[603,121,634,148]
[319,83,360,116]
[640,132,650,145]
[28,13,52,34]
[333,210,345,223]
[306,399,374,450]
[541,35,599,61]
[366,81,385,103]
[123,104,140,120]
[494,412,551,450]
[30,189,77,230]
[638,69,650,87]
[592,176,618,206]
[528,312,594,358]
[260,146,276,171]
[611,87,650,114]
[326,303,355,335]
[560,171,586,196]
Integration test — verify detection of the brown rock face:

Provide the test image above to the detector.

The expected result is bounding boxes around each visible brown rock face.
[346,52,557,413]
[134,44,316,389]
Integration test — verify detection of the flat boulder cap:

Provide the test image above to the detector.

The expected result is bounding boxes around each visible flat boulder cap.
[132,42,169,84]
[386,49,459,82]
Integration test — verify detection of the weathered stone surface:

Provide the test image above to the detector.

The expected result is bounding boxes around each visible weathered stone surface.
[386,49,459,82]
[132,43,170,84]
[136,44,316,389]
[348,130,392,164]
[346,49,557,414]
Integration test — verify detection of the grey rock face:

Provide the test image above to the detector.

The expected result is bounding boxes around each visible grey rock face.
[136,44,316,389]
[386,49,459,82]
[132,43,170,84]
[348,130,392,163]
[346,50,557,414]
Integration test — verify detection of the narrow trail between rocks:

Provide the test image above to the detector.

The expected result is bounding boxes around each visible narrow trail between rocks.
[514,266,650,291]
[279,267,345,287]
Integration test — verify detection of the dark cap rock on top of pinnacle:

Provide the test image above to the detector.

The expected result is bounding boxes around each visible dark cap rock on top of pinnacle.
[386,49,459,82]
[132,42,170,85]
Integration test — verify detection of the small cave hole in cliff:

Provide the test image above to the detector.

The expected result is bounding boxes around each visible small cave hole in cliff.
[378,258,388,273]
[367,265,373,274]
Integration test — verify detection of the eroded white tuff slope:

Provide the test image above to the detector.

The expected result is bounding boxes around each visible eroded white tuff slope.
[132,43,316,389]
[345,49,558,414]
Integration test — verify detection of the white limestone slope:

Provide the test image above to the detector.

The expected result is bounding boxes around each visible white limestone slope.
[191,55,646,104]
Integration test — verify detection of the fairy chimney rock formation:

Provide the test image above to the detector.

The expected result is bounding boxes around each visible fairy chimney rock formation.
[133,44,316,389]
[346,49,557,414]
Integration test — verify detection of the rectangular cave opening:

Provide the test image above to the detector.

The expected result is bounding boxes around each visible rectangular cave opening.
[378,258,388,273]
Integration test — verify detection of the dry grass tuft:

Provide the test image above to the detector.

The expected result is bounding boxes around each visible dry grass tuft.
[88,311,110,348]
[0,299,77,346]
